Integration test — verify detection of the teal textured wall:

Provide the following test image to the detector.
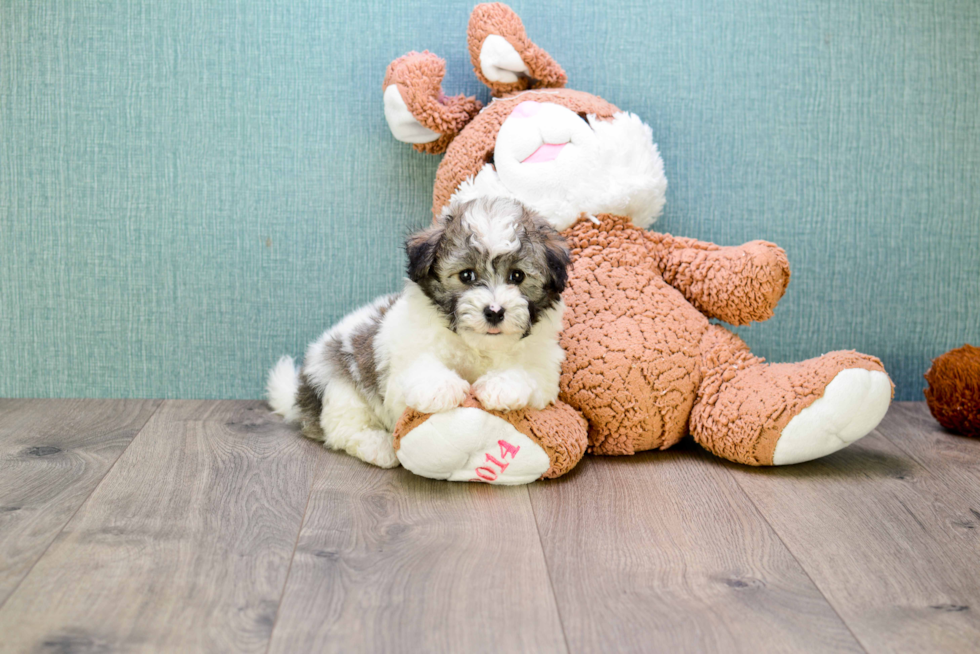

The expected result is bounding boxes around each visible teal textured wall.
[1,0,978,401]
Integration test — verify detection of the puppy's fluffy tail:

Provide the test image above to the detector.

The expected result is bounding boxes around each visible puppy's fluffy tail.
[267,355,301,423]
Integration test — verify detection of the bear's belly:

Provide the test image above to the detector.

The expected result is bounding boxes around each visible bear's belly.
[559,254,710,455]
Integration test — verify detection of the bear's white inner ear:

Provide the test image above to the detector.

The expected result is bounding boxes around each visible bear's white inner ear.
[383,85,441,144]
[480,35,530,83]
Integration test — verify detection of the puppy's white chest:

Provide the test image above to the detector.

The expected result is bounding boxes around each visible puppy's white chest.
[444,347,508,384]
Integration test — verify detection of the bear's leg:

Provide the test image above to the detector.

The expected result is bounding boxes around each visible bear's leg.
[393,395,588,484]
[691,325,893,465]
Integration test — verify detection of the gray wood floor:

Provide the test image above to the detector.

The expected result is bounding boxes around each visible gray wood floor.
[0,400,977,653]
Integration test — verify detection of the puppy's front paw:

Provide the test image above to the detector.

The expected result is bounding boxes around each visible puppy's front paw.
[404,373,470,414]
[474,370,537,412]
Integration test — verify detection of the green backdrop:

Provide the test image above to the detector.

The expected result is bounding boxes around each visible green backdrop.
[2,0,978,401]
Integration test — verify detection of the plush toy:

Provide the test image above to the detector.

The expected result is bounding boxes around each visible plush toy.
[382,3,894,484]
[924,345,980,438]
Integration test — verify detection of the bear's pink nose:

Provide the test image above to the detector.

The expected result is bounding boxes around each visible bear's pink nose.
[511,101,541,118]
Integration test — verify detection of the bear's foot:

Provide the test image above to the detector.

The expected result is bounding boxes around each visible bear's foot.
[394,396,588,485]
[692,349,893,466]
[772,367,892,464]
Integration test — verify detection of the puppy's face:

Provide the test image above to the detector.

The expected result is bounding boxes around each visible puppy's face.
[406,198,570,351]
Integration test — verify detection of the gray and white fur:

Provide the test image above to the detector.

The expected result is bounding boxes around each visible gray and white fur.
[267,197,571,468]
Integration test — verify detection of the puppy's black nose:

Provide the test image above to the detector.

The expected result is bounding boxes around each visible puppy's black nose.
[483,305,505,326]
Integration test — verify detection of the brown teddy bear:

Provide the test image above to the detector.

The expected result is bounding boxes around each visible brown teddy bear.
[383,3,894,484]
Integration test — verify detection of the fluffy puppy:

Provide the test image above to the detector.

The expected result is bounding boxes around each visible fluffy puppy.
[267,197,570,468]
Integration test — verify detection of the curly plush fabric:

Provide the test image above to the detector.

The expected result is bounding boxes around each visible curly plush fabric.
[692,337,888,464]
[924,344,980,438]
[467,3,567,96]
[559,215,707,455]
[557,214,889,464]
[383,51,483,154]
[648,233,791,325]
[393,393,588,479]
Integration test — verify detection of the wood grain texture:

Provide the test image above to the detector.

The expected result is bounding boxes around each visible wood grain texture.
[881,402,980,494]
[0,398,160,606]
[528,443,862,653]
[4,400,978,653]
[0,400,321,654]
[266,453,568,654]
[728,404,980,653]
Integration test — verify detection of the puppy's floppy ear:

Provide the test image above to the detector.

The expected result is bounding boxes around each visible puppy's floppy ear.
[543,232,571,295]
[405,220,447,284]
[528,212,571,294]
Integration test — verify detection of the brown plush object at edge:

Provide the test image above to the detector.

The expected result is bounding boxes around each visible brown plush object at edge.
[924,344,980,438]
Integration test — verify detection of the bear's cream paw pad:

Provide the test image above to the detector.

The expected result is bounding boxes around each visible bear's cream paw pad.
[772,369,893,465]
[396,407,550,484]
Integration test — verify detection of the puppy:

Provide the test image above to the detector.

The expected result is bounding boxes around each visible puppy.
[266,197,571,468]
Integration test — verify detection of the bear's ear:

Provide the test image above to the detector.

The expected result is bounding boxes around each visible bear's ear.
[383,51,483,155]
[468,3,567,97]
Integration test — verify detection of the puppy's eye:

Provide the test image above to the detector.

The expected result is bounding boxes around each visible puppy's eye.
[459,269,477,284]
[508,269,525,285]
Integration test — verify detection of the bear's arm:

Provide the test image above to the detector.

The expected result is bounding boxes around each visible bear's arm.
[644,232,791,325]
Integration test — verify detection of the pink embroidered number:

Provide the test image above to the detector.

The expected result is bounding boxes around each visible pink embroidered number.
[472,440,521,482]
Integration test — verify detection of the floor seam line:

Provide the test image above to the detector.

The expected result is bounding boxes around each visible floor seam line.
[263,447,318,654]
[0,398,165,614]
[874,405,935,472]
[720,458,871,654]
[527,485,573,654]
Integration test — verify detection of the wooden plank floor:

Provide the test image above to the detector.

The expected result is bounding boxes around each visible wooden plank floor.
[0,399,160,605]
[0,401,977,653]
